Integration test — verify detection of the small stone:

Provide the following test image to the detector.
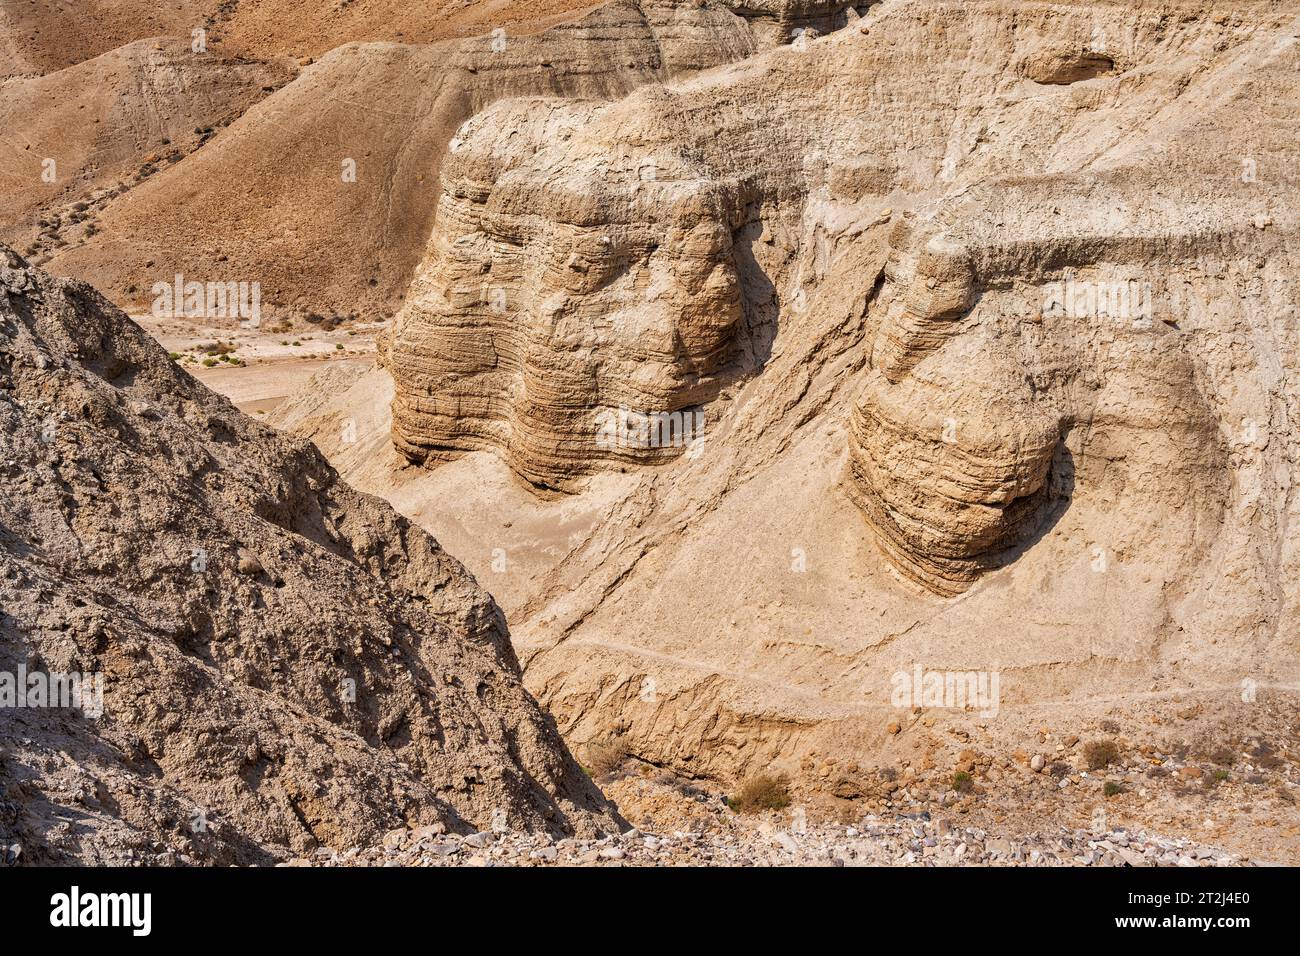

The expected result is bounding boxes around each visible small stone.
[1117,846,1146,867]
[887,721,901,735]
[236,550,263,575]
[1030,754,1046,772]
[411,822,446,841]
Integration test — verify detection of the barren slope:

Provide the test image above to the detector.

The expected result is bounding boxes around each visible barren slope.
[0,247,619,865]
[0,0,218,78]
[41,0,764,325]
[0,0,592,79]
[0,38,294,262]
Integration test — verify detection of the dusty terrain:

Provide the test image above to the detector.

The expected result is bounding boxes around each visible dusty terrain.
[3,0,1300,867]
[287,694,1300,867]
[0,248,619,864]
[136,313,381,414]
[24,0,768,325]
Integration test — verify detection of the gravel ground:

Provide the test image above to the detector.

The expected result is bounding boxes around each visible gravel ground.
[287,815,1247,868]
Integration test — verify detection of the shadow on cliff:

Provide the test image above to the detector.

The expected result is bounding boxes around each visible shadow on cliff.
[985,441,1076,575]
[731,218,780,374]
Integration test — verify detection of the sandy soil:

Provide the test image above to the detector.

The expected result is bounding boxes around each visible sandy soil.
[134,314,382,415]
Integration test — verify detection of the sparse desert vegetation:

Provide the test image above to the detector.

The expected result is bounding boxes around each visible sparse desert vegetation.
[727,774,792,814]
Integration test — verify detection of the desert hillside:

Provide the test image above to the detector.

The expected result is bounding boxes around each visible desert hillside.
[279,0,1300,794]
[12,1,802,324]
[2,0,1299,870]
[0,246,619,864]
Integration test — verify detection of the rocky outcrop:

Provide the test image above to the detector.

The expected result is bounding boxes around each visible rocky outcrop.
[387,8,901,487]
[389,95,754,488]
[723,1,868,44]
[0,248,619,865]
[364,0,1300,784]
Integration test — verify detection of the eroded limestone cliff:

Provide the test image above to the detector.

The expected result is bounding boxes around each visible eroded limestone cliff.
[339,0,1300,783]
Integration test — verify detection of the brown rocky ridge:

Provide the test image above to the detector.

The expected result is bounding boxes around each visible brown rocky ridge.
[0,247,619,865]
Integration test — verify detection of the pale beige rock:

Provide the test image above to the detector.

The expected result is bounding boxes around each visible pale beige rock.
[389,94,749,487]
[327,0,1300,787]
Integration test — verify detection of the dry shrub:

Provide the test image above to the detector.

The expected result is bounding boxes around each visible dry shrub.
[1190,730,1240,767]
[1252,742,1283,770]
[727,773,792,813]
[582,736,627,779]
[1082,738,1119,770]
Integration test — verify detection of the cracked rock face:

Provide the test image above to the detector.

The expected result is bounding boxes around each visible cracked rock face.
[0,248,619,864]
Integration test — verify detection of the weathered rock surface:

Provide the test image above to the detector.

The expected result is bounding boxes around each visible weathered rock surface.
[0,247,619,865]
[308,0,1300,787]
[389,94,752,487]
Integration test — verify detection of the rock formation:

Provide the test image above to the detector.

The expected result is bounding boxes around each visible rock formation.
[389,95,754,488]
[330,0,1299,783]
[35,0,767,324]
[0,247,619,864]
